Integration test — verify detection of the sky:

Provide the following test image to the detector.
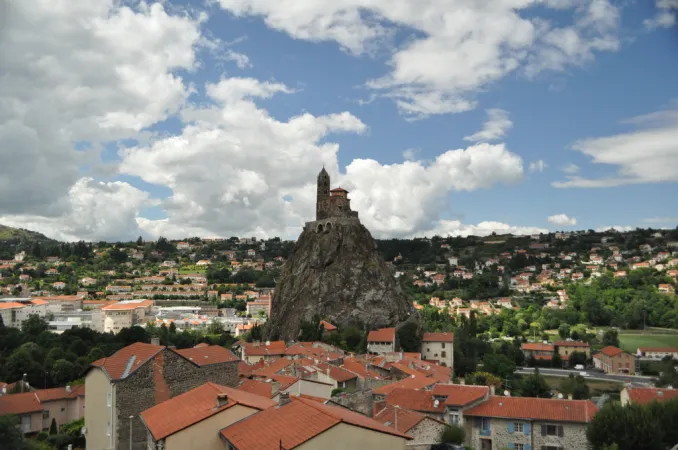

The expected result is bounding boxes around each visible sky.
[1,0,677,242]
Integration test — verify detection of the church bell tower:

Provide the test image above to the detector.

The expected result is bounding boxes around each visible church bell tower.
[316,167,330,220]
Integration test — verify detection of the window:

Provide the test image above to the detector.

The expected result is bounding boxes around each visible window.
[514,422,524,433]
[514,444,525,450]
[542,424,564,437]
[541,446,563,450]
[450,414,460,424]
[60,407,65,412]
[442,342,446,349]
[441,351,446,358]
[480,418,490,431]
[43,411,49,419]
[107,392,112,407]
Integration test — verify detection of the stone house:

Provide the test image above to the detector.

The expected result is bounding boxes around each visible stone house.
[463,396,597,450]
[521,343,554,363]
[368,328,397,355]
[374,404,447,450]
[593,346,637,374]
[139,382,276,450]
[84,341,238,450]
[421,332,454,369]
[620,386,678,406]
[382,388,446,421]
[554,341,591,361]
[240,340,287,363]
[431,384,490,425]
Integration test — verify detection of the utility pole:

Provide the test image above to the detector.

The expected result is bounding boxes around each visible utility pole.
[129,415,134,450]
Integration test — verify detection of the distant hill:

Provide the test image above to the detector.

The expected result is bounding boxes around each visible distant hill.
[0,224,56,243]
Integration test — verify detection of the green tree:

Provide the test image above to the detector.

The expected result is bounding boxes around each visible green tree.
[207,320,225,335]
[440,424,465,444]
[49,418,58,435]
[602,329,620,347]
[86,347,105,364]
[520,368,550,398]
[482,353,516,380]
[0,415,25,449]
[587,401,664,450]
[21,314,49,336]
[568,351,588,369]
[558,323,570,340]
[298,316,323,342]
[50,359,79,385]
[396,321,421,352]
[559,374,590,399]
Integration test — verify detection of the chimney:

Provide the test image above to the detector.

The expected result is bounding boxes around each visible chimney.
[66,385,71,393]
[278,391,290,407]
[567,394,573,400]
[151,337,160,346]
[459,378,465,385]
[490,385,496,396]
[217,393,229,408]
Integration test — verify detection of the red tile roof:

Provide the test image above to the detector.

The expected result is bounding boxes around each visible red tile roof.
[422,332,454,343]
[90,342,164,380]
[626,387,678,404]
[374,404,429,433]
[367,328,396,343]
[141,382,276,440]
[431,384,489,406]
[253,358,295,378]
[555,341,590,348]
[373,376,437,396]
[35,385,85,402]
[464,396,597,423]
[315,362,358,382]
[219,397,410,449]
[521,343,554,352]
[320,320,337,331]
[385,388,444,413]
[390,362,427,378]
[238,379,274,398]
[0,391,42,415]
[244,341,287,356]
[341,357,383,380]
[175,345,238,366]
[599,346,625,357]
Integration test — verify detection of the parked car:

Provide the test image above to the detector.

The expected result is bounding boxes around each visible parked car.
[574,364,585,370]
[580,371,590,377]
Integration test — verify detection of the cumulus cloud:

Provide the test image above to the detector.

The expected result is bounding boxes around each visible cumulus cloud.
[0,178,155,242]
[0,0,204,214]
[553,107,678,188]
[216,0,621,117]
[529,160,547,173]
[464,109,513,142]
[117,75,525,240]
[561,163,580,174]
[595,225,634,232]
[413,220,548,238]
[644,0,678,29]
[548,214,577,226]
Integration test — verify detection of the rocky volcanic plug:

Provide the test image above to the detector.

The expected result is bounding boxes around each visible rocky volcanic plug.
[265,168,413,340]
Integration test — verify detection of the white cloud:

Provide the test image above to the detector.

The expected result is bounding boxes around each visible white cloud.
[561,163,580,174]
[222,50,253,69]
[413,220,548,238]
[529,160,548,173]
[548,214,577,226]
[464,109,513,142]
[0,0,205,215]
[643,217,678,224]
[117,76,524,240]
[402,148,419,161]
[553,107,678,188]
[0,178,155,242]
[216,0,621,118]
[644,0,678,29]
[595,225,634,232]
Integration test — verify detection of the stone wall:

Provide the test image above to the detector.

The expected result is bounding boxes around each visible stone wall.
[163,349,238,397]
[532,421,589,450]
[115,359,156,450]
[367,342,395,355]
[329,389,374,417]
[464,417,590,450]
[407,418,446,450]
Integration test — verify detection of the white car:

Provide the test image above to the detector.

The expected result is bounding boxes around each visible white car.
[579,371,589,377]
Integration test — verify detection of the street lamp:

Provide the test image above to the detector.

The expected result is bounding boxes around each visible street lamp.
[129,415,134,450]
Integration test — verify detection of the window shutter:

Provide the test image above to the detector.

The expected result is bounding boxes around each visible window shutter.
[524,423,530,435]
[507,444,514,450]
[525,445,531,450]
[541,424,546,436]
[508,422,514,433]
[558,425,564,437]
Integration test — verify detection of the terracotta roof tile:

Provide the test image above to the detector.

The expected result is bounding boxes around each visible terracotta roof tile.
[464,396,597,423]
[521,343,554,351]
[373,376,437,396]
[220,397,410,449]
[385,388,444,413]
[422,332,454,343]
[554,341,590,348]
[599,346,625,357]
[320,320,337,331]
[431,384,489,406]
[90,342,164,380]
[175,345,238,366]
[374,404,434,433]
[638,347,678,353]
[244,341,287,357]
[315,362,358,382]
[626,387,678,404]
[0,391,42,415]
[341,357,383,380]
[367,328,396,343]
[238,379,274,398]
[253,358,295,377]
[141,382,276,440]
[35,385,85,402]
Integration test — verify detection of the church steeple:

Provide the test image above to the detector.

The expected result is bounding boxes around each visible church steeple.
[316,167,330,220]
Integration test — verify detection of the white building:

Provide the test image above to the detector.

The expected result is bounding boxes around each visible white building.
[367,328,396,355]
[637,347,678,360]
[421,332,454,369]
[0,298,49,328]
[100,299,153,333]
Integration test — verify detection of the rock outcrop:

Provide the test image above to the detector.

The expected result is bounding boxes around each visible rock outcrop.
[265,217,414,340]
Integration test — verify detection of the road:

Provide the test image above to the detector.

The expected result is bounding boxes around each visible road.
[516,367,656,385]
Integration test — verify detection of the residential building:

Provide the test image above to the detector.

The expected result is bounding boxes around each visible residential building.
[139,382,276,450]
[521,343,555,362]
[100,299,154,333]
[593,346,637,375]
[0,298,49,328]
[620,386,678,406]
[374,404,447,449]
[84,342,238,450]
[554,341,591,360]
[421,332,454,369]
[0,385,85,435]
[636,347,678,360]
[464,396,597,450]
[38,295,84,313]
[368,328,397,355]
[382,388,445,420]
[240,341,287,363]
[219,396,411,450]
[658,284,675,294]
[431,384,490,425]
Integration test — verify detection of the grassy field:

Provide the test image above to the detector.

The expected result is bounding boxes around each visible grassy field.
[543,375,622,394]
[618,333,678,353]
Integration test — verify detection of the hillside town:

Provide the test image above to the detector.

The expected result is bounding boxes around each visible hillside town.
[1,226,678,449]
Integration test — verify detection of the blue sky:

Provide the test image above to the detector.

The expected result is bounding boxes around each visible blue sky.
[1,0,677,241]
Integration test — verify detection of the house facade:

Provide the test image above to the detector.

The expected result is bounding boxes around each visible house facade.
[593,346,637,374]
[368,328,397,355]
[421,332,454,369]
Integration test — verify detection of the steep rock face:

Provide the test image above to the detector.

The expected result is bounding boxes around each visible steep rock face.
[266,219,413,340]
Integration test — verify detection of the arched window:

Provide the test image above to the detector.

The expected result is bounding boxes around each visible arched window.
[317,224,324,233]
[325,222,333,232]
